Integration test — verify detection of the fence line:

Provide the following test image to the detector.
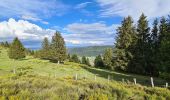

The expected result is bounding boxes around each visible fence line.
[10,70,168,88]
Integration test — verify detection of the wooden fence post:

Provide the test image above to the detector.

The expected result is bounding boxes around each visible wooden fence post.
[122,78,124,83]
[134,78,136,85]
[166,82,168,88]
[94,74,96,81]
[151,77,154,87]
[108,75,110,83]
[13,68,16,74]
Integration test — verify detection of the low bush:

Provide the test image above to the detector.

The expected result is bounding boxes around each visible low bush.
[0,74,170,100]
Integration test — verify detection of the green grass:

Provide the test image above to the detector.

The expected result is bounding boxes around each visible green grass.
[0,47,170,99]
[1,70,170,100]
[0,47,168,86]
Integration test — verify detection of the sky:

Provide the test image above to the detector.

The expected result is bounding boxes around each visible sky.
[0,0,170,49]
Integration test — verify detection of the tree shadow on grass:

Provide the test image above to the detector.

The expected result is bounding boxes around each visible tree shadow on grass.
[82,65,167,87]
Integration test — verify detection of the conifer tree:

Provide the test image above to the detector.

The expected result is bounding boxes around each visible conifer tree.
[159,17,167,43]
[67,54,71,61]
[82,56,87,64]
[71,54,80,63]
[8,37,25,59]
[0,41,10,48]
[86,57,91,66]
[50,31,67,63]
[5,41,10,47]
[159,16,170,74]
[103,48,113,69]
[0,42,5,47]
[41,37,50,59]
[149,19,159,76]
[114,16,136,71]
[130,14,151,75]
[94,55,104,68]
[82,56,91,66]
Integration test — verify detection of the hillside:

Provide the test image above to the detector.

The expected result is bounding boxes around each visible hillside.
[67,45,113,57]
[0,47,170,99]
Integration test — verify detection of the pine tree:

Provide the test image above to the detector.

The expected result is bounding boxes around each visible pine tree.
[8,37,25,59]
[71,54,80,63]
[149,19,159,76]
[159,16,170,74]
[103,48,113,69]
[114,16,136,71]
[41,37,50,59]
[159,17,167,44]
[67,54,71,61]
[0,41,10,48]
[132,13,150,75]
[82,56,87,64]
[42,37,50,51]
[5,41,10,47]
[0,42,5,47]
[82,56,91,66]
[94,55,104,68]
[50,31,67,63]
[86,57,91,66]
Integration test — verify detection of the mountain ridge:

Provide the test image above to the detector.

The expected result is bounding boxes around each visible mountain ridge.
[67,45,113,57]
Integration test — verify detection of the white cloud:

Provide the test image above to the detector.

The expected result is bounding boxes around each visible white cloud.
[0,0,69,21]
[0,18,55,41]
[96,0,170,20]
[21,15,42,22]
[75,2,92,9]
[74,2,94,16]
[0,18,119,47]
[63,23,119,45]
[21,15,49,25]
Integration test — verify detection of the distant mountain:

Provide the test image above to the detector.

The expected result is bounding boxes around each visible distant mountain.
[67,45,113,57]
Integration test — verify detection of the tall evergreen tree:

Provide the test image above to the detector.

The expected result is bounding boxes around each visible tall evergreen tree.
[8,37,25,59]
[94,55,104,68]
[0,42,5,47]
[159,16,170,74]
[82,56,87,64]
[41,37,50,59]
[67,54,71,61]
[114,16,136,71]
[42,37,50,51]
[131,13,150,75]
[149,19,159,76]
[5,41,10,47]
[50,31,67,63]
[82,56,91,66]
[0,41,10,48]
[86,57,91,66]
[103,48,113,69]
[159,17,167,44]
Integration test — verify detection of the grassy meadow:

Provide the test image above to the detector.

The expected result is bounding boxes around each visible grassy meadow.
[0,47,170,100]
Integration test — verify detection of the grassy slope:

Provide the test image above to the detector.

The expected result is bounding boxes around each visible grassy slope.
[0,47,167,86]
[0,47,170,99]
